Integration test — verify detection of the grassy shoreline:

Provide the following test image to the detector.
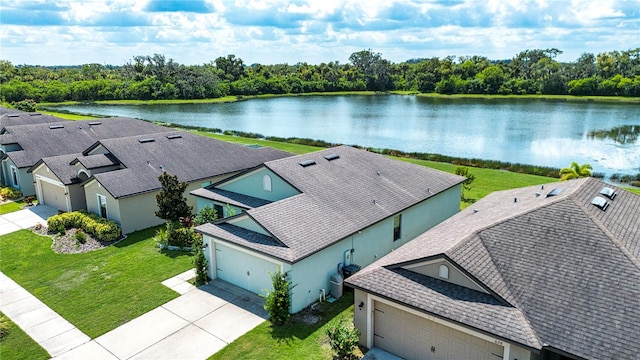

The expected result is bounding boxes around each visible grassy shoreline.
[38,91,640,107]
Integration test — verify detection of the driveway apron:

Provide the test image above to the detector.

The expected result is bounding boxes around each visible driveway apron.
[0,204,58,235]
[55,272,268,359]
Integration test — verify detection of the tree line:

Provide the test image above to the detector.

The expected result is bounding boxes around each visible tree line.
[1,48,639,103]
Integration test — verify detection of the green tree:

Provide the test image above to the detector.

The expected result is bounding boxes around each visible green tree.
[349,49,392,91]
[262,270,294,326]
[193,205,218,226]
[155,172,193,224]
[454,166,476,203]
[559,162,592,181]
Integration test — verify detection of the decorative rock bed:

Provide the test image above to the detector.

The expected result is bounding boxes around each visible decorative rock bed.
[31,225,123,254]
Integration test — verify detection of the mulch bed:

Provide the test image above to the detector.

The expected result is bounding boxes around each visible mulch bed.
[31,225,122,254]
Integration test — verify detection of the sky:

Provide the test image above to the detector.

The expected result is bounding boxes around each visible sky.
[1,0,638,66]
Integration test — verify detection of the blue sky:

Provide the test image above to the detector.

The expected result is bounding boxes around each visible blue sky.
[1,0,638,66]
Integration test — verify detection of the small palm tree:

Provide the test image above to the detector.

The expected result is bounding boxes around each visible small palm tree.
[559,162,592,181]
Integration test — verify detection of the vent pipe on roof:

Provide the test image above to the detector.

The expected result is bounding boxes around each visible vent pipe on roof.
[514,197,517,203]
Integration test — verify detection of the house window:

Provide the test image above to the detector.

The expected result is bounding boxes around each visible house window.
[97,194,108,219]
[439,264,449,279]
[10,166,18,188]
[263,175,272,192]
[393,214,402,241]
[214,204,224,219]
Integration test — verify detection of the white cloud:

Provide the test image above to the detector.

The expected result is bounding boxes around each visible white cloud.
[0,0,637,65]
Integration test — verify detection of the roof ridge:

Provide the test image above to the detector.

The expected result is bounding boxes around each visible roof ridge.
[572,197,640,272]
[513,307,543,349]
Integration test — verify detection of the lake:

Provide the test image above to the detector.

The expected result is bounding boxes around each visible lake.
[52,96,639,176]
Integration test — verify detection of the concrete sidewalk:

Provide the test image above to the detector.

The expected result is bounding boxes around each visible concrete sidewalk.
[0,204,58,235]
[0,271,91,357]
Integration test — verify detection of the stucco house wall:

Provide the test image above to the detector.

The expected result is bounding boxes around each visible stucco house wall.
[85,179,121,226]
[1,157,35,195]
[218,168,300,202]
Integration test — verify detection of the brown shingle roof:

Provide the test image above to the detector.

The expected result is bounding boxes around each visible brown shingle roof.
[347,178,640,359]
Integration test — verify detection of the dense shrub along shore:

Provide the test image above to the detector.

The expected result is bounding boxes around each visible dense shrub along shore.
[2,48,639,105]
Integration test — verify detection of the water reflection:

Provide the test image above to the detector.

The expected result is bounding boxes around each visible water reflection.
[51,96,639,176]
[588,125,639,145]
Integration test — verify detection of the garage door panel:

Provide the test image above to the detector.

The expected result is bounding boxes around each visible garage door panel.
[215,242,278,296]
[40,180,67,211]
[374,300,503,360]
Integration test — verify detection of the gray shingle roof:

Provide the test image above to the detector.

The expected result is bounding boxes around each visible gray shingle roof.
[32,153,83,185]
[0,111,62,129]
[0,117,170,168]
[197,146,465,263]
[90,132,291,198]
[72,153,119,170]
[346,177,640,359]
[190,187,272,209]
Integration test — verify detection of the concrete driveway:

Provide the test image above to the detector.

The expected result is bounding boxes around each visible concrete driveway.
[55,280,268,359]
[0,204,57,235]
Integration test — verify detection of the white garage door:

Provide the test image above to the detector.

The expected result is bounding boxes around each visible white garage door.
[373,301,503,360]
[215,242,279,296]
[40,180,67,211]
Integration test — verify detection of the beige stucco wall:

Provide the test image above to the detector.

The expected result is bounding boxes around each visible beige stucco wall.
[84,174,233,234]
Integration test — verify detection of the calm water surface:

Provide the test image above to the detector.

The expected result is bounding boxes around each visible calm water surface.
[54,96,640,176]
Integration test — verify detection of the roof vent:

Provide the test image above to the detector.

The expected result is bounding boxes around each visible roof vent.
[7,114,19,118]
[88,121,102,126]
[591,196,609,211]
[49,125,64,129]
[299,160,316,167]
[600,187,617,200]
[546,188,563,198]
[166,134,182,140]
[324,154,340,161]
[29,113,41,116]
[138,138,155,143]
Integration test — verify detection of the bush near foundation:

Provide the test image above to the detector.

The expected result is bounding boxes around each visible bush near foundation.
[0,187,22,200]
[47,211,121,242]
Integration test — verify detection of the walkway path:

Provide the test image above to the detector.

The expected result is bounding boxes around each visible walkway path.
[1,268,267,359]
[0,204,58,235]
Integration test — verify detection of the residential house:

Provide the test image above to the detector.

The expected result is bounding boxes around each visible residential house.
[1,117,170,195]
[346,177,640,360]
[194,146,465,313]
[51,131,290,234]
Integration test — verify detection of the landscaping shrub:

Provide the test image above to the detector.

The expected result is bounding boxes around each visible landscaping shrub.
[0,187,22,200]
[23,195,36,205]
[47,211,121,242]
[192,236,208,286]
[263,270,294,326]
[326,318,360,358]
[193,205,218,226]
[167,227,196,247]
[74,229,87,244]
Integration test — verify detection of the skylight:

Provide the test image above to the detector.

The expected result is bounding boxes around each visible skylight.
[49,125,64,129]
[324,154,340,161]
[299,160,316,167]
[591,196,610,211]
[546,188,563,198]
[600,187,617,200]
[166,134,182,139]
[88,121,102,126]
[138,138,155,143]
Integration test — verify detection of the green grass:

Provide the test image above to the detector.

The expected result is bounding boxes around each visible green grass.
[37,110,97,120]
[0,228,193,338]
[210,292,358,360]
[0,201,25,215]
[195,132,324,154]
[626,187,640,195]
[0,313,49,360]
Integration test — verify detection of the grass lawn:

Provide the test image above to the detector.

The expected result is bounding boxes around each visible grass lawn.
[0,227,193,338]
[0,313,49,360]
[210,292,359,360]
[36,110,97,120]
[0,201,26,215]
